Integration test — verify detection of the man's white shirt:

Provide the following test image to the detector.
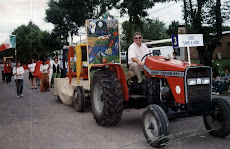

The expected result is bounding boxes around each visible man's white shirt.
[128,42,149,65]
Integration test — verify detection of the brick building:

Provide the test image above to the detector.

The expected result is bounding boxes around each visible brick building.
[190,31,230,60]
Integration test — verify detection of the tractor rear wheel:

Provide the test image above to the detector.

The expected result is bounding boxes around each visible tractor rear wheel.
[203,98,230,138]
[73,86,85,112]
[142,104,170,148]
[90,69,123,126]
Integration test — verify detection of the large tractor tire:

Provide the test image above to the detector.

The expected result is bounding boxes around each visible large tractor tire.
[73,86,85,112]
[142,104,170,148]
[90,69,123,126]
[203,98,230,138]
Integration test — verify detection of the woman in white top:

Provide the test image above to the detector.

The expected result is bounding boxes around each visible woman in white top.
[13,61,25,98]
[40,58,50,92]
[28,59,37,89]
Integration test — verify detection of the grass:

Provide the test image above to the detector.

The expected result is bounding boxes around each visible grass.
[121,62,128,75]
[212,59,230,70]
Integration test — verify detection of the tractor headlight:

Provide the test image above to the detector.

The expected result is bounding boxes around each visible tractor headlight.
[201,77,210,84]
[187,78,196,85]
[187,78,210,86]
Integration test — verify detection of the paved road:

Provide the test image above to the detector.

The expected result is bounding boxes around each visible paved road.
[0,70,230,149]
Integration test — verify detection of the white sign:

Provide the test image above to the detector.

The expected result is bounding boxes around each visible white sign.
[171,34,204,65]
[178,34,203,47]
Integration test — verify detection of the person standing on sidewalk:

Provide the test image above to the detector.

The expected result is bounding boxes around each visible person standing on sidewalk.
[13,61,25,98]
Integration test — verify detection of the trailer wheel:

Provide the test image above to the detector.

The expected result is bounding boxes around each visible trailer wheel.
[90,70,123,126]
[203,98,230,138]
[142,104,170,148]
[73,86,85,112]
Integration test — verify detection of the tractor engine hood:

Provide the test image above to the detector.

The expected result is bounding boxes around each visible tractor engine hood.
[143,56,201,77]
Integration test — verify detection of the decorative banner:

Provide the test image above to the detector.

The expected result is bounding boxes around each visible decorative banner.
[68,46,76,83]
[0,36,16,52]
[172,34,203,48]
[86,19,120,68]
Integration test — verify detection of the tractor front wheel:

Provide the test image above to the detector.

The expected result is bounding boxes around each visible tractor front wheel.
[90,70,123,126]
[203,98,230,138]
[142,104,170,148]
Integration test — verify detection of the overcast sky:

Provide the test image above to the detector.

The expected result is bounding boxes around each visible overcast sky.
[0,0,229,44]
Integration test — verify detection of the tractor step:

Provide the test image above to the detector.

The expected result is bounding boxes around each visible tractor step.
[129,95,146,100]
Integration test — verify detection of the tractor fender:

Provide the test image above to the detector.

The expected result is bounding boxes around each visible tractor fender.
[91,64,129,101]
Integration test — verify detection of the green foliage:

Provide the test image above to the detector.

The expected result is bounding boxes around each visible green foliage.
[7,21,61,64]
[142,18,169,40]
[222,26,230,31]
[117,0,168,49]
[121,18,169,51]
[167,21,179,36]
[45,0,119,42]
[179,0,230,66]
[212,59,230,74]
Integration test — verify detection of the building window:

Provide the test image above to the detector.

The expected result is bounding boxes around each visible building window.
[227,42,230,46]
[217,42,222,46]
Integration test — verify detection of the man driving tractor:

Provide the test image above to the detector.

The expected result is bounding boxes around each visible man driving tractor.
[128,32,149,83]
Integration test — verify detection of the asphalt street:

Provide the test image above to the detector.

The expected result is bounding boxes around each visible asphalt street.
[0,70,230,149]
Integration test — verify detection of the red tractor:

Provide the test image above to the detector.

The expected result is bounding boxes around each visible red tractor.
[90,53,230,147]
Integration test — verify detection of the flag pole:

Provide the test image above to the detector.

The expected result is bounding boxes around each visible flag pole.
[15,35,17,63]
[11,35,17,81]
[10,35,17,63]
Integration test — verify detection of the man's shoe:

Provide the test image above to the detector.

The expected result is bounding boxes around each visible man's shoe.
[17,95,20,98]
[212,92,217,95]
[20,94,23,97]
[212,92,220,95]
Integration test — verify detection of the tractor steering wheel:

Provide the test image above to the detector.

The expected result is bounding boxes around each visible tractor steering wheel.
[141,52,159,62]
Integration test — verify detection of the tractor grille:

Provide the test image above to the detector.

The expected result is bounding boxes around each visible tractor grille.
[187,85,211,102]
[186,67,211,103]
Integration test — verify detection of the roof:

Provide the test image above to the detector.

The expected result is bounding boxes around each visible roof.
[222,31,230,35]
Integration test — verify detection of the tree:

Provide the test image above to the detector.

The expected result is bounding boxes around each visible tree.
[45,0,73,43]
[121,18,169,51]
[222,25,230,31]
[45,0,119,43]
[142,18,169,40]
[10,21,61,64]
[181,0,230,65]
[167,21,179,36]
[117,0,168,45]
